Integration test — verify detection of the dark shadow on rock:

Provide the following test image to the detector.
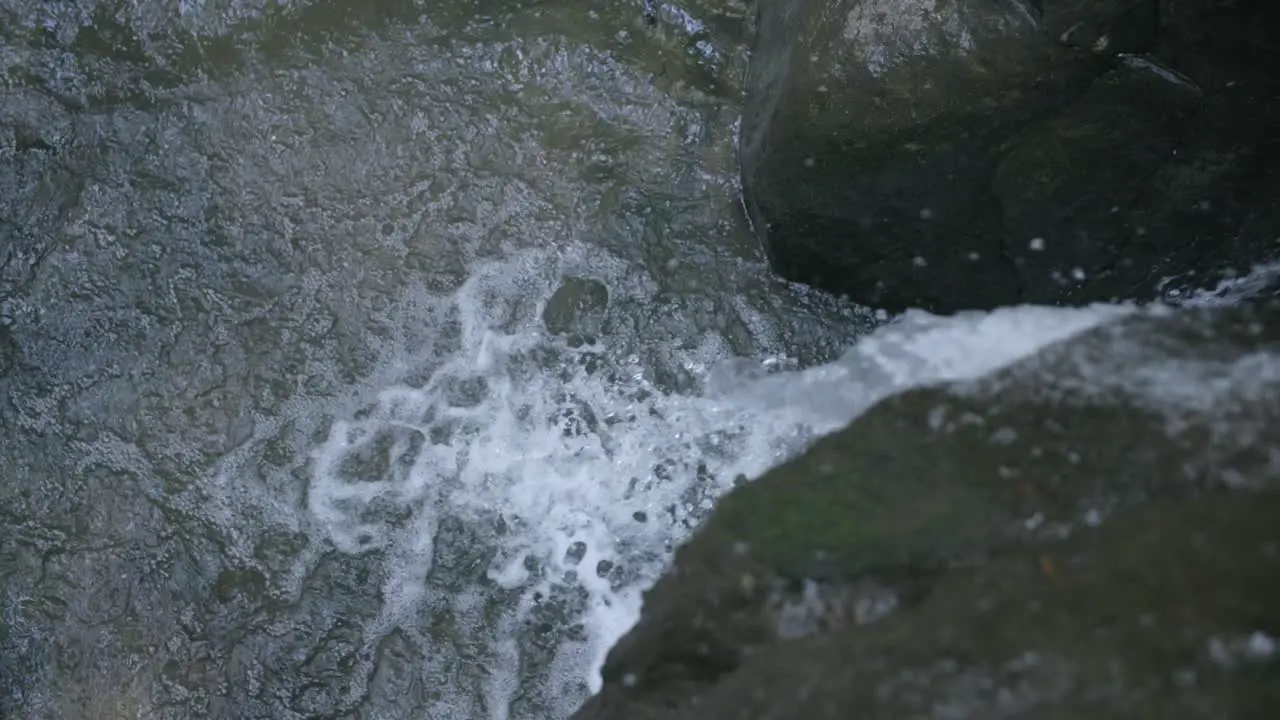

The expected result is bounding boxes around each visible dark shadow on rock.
[740,0,1280,313]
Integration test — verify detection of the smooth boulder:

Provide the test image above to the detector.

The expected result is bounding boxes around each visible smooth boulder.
[573,301,1280,719]
[740,0,1280,312]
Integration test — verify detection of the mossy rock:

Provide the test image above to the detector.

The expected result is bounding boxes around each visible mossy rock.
[574,302,1280,718]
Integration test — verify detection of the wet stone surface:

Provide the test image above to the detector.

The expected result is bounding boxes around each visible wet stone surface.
[740,0,1280,313]
[543,277,611,341]
[575,302,1280,719]
[0,1,871,718]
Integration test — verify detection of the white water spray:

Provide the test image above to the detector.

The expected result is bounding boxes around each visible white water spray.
[293,245,1137,716]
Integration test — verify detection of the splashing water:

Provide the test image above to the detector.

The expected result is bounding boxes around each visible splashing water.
[202,244,1136,718]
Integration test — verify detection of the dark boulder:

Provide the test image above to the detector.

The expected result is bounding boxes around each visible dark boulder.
[543,276,611,342]
[740,0,1280,313]
[572,301,1280,719]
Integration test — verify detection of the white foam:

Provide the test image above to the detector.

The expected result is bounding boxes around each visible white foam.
[1163,260,1280,306]
[291,245,1140,718]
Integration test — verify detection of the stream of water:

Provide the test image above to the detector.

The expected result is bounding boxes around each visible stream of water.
[1,1,1266,718]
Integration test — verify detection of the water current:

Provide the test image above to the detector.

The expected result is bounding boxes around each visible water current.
[1,1,1273,718]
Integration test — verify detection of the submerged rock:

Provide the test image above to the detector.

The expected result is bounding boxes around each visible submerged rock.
[573,302,1280,719]
[543,277,611,341]
[739,0,1280,312]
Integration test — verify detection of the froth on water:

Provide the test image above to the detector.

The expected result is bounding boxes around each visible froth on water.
[255,246,1133,718]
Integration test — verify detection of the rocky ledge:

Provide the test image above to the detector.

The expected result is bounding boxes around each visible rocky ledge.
[573,301,1280,718]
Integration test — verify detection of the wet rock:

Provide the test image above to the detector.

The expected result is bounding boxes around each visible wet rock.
[740,0,1280,313]
[444,375,490,408]
[992,54,1203,302]
[542,277,611,339]
[0,324,18,376]
[573,302,1280,719]
[565,541,589,566]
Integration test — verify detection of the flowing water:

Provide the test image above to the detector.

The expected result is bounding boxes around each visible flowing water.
[1,1,1269,718]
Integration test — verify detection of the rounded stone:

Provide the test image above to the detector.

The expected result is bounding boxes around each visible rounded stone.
[543,277,610,336]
